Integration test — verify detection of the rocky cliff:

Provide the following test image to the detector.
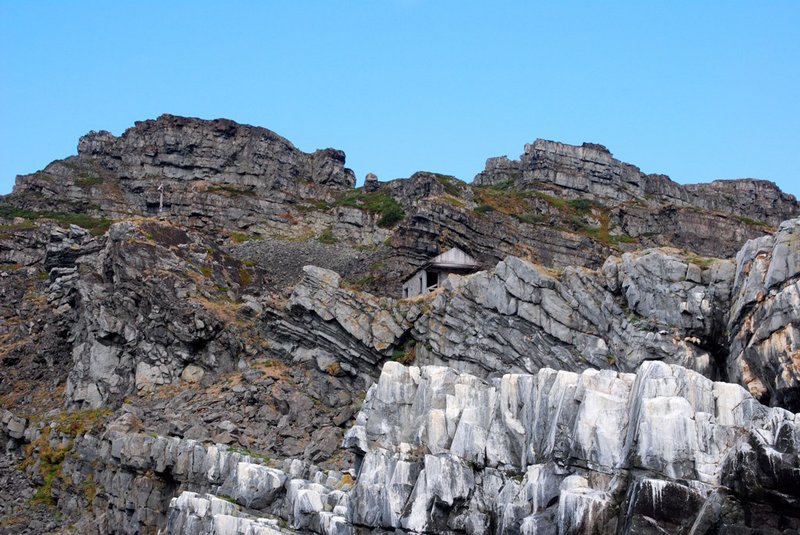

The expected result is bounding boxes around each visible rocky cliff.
[5,115,797,295]
[0,115,799,534]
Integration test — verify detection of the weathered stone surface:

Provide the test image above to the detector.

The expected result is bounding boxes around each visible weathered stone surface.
[60,220,263,408]
[8,115,364,248]
[341,361,800,533]
[218,462,287,509]
[474,139,798,227]
[2,115,800,535]
[411,250,733,379]
[6,117,797,296]
[727,218,800,411]
[261,265,422,376]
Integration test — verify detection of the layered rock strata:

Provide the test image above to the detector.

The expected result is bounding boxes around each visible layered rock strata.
[727,218,800,410]
[6,115,797,294]
[158,360,800,534]
[10,114,357,240]
[1,115,799,534]
[340,361,799,533]
[277,219,800,411]
[412,251,733,380]
[474,139,798,227]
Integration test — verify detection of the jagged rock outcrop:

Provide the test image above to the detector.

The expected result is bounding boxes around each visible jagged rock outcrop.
[53,220,264,408]
[727,218,800,410]
[474,139,798,227]
[280,225,800,408]
[261,265,421,377]
[340,360,799,534]
[472,139,798,262]
[9,115,358,240]
[0,223,99,415]
[475,140,672,203]
[5,116,797,295]
[75,114,355,190]
[1,115,799,534]
[411,251,733,379]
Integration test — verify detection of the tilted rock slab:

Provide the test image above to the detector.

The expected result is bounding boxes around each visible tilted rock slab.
[474,139,798,227]
[11,114,357,239]
[340,361,799,534]
[279,248,734,380]
[413,250,734,380]
[284,224,800,412]
[62,221,251,408]
[264,264,422,376]
[728,218,800,411]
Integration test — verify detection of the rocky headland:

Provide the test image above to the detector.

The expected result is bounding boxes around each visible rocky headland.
[0,115,798,534]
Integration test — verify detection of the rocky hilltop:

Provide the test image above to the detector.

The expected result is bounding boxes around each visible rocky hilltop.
[6,115,797,294]
[0,115,799,534]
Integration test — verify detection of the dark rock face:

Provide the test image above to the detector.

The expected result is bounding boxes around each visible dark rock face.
[53,221,265,409]
[10,114,356,239]
[73,114,355,190]
[727,218,800,411]
[6,116,798,297]
[475,139,798,227]
[1,115,800,534]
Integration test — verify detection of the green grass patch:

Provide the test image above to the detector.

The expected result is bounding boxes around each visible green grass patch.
[566,198,599,213]
[686,254,720,270]
[611,234,638,244]
[24,409,111,507]
[346,274,376,291]
[335,190,405,228]
[238,268,252,286]
[532,191,570,211]
[431,173,464,196]
[514,213,546,225]
[734,215,772,228]
[391,346,416,365]
[440,194,466,208]
[76,172,104,187]
[318,226,338,244]
[208,185,257,197]
[487,180,515,191]
[229,232,262,244]
[0,205,111,236]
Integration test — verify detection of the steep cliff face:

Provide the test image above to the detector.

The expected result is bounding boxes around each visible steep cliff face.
[474,139,798,227]
[473,139,798,263]
[341,361,799,534]
[10,114,357,241]
[5,361,797,535]
[5,116,796,295]
[727,218,800,411]
[1,116,799,534]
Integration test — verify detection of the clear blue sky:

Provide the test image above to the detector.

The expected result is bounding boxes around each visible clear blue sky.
[1,1,799,197]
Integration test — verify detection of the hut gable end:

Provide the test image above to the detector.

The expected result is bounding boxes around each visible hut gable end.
[401,247,479,298]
